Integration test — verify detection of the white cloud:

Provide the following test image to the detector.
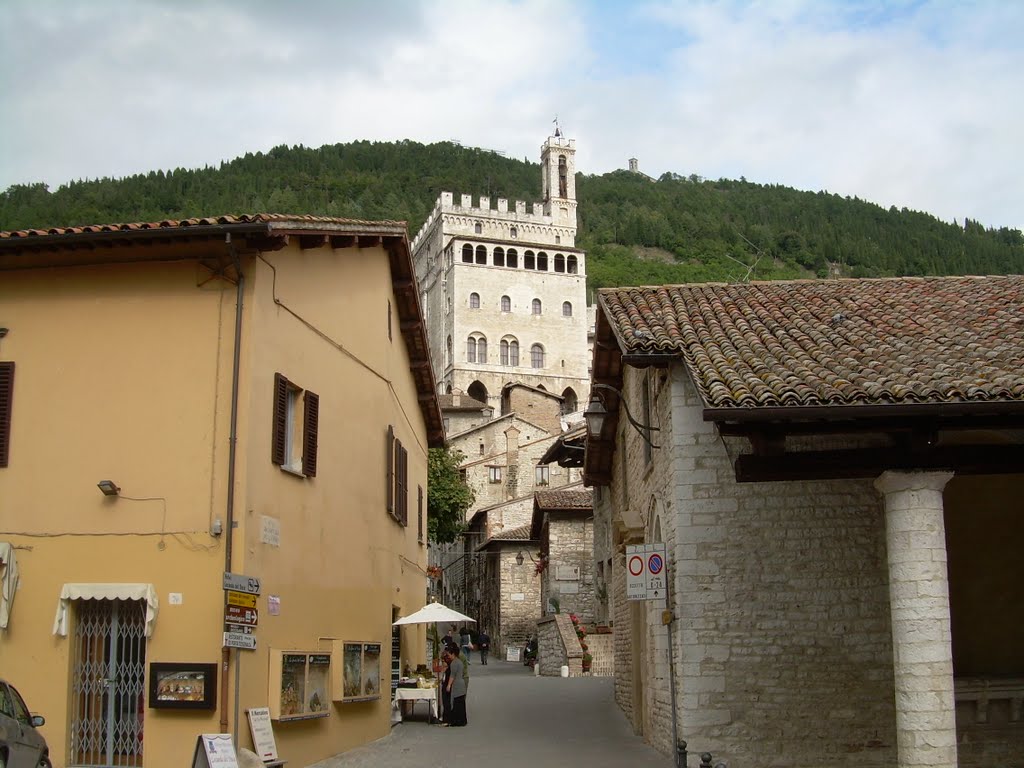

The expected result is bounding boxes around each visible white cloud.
[1,0,1021,230]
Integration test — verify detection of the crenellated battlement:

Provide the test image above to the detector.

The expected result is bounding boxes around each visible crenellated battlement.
[411,190,577,252]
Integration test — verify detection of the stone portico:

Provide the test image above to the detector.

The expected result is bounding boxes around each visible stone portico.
[585,277,1024,767]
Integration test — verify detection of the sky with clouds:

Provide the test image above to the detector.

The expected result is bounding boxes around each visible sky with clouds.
[2,0,1021,230]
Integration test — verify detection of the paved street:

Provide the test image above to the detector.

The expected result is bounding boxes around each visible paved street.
[312,660,672,768]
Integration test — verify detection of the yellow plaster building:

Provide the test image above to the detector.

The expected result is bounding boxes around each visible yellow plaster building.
[0,214,443,768]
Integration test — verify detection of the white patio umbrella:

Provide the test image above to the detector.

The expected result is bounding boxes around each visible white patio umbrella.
[392,601,475,626]
[391,601,475,724]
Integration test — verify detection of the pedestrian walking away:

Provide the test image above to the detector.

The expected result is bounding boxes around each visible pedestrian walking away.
[460,627,472,660]
[477,629,490,665]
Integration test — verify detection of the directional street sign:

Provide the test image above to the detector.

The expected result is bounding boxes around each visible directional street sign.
[226,590,257,608]
[225,605,259,627]
[223,572,261,595]
[224,631,257,650]
[625,543,668,602]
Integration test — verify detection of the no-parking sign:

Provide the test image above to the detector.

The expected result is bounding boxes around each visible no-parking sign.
[625,543,667,601]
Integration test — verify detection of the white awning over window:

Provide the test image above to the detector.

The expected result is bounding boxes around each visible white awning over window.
[52,583,159,638]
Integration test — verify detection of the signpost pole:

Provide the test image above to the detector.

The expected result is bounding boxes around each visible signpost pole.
[665,557,681,767]
[221,571,260,741]
[233,652,241,747]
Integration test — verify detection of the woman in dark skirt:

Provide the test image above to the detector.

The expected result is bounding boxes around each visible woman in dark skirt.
[438,648,452,725]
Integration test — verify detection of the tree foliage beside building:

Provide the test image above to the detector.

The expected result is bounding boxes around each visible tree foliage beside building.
[427,446,474,544]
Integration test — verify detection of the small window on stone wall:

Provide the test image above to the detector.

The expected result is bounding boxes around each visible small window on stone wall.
[535,465,550,486]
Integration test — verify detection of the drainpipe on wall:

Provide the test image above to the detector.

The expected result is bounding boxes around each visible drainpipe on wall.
[220,233,245,734]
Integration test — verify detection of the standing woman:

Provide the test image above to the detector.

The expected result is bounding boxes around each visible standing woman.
[460,627,472,661]
[437,648,452,726]
[447,646,468,727]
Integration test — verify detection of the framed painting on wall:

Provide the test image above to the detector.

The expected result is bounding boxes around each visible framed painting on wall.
[148,663,217,710]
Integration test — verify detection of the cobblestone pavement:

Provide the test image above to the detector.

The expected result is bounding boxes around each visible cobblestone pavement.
[310,660,672,768]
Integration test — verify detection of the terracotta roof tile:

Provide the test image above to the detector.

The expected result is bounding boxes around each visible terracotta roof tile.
[0,213,408,240]
[437,393,490,410]
[533,488,593,510]
[598,276,1024,409]
[491,524,533,541]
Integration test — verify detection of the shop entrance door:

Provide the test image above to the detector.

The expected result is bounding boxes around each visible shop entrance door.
[69,599,147,767]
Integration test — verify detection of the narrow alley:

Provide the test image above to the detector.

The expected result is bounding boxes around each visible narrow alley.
[312,661,673,768]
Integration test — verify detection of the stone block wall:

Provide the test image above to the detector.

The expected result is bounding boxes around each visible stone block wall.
[606,365,900,765]
[497,547,542,657]
[587,632,614,677]
[543,516,595,624]
[455,425,559,513]
[611,548,638,730]
[537,614,583,677]
[506,387,563,435]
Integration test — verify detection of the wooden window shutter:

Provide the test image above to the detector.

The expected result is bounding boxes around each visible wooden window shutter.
[0,362,13,468]
[386,425,395,514]
[417,485,424,543]
[272,373,288,466]
[302,390,319,477]
[399,444,409,526]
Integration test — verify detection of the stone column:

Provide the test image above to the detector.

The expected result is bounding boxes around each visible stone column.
[874,471,957,768]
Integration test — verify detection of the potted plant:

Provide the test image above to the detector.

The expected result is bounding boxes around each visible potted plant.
[582,652,593,673]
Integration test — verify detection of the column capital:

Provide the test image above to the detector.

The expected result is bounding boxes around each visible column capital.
[874,470,954,496]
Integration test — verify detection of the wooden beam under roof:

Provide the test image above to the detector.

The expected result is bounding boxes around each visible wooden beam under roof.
[734,444,1024,483]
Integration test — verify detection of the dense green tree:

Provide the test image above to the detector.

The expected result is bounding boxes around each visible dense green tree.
[2,139,1021,286]
[427,446,474,545]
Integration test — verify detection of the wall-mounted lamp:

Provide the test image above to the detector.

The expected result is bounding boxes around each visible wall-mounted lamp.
[516,550,541,566]
[97,480,121,497]
[584,382,660,449]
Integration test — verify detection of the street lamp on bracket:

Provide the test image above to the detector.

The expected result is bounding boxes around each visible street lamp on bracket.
[583,382,660,449]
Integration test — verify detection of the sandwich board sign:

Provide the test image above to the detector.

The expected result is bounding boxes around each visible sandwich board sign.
[247,707,280,762]
[192,734,238,768]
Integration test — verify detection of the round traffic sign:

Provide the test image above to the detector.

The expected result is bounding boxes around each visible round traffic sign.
[648,553,664,575]
[628,555,644,576]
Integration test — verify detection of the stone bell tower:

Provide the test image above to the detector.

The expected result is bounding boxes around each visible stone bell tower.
[541,128,578,231]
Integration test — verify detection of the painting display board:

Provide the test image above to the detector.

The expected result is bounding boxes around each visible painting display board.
[149,662,217,710]
[268,651,331,721]
[333,641,382,703]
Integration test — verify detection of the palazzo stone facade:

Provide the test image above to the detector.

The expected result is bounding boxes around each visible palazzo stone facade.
[411,134,590,413]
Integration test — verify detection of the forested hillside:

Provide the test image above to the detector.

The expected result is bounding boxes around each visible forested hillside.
[2,140,1021,288]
